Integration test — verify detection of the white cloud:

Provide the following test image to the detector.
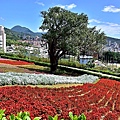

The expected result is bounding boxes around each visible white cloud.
[56,3,76,10]
[88,19,101,24]
[102,5,120,13]
[39,28,48,33]
[106,22,120,27]
[96,24,120,35]
[56,5,65,9]
[0,17,5,21]
[35,1,44,6]
[66,4,76,10]
[89,19,120,37]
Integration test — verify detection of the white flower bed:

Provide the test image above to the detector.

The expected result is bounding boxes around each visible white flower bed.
[0,72,99,85]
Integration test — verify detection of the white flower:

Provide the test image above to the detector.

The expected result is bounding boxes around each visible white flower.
[0,72,99,85]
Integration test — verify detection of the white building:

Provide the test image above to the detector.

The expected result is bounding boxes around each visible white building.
[0,25,6,53]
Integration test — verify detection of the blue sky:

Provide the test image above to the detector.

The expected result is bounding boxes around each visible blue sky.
[0,0,120,39]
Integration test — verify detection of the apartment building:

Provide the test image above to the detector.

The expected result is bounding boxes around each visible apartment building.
[0,25,6,53]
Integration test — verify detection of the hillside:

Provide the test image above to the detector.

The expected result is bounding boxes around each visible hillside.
[107,36,120,44]
[4,27,20,40]
[11,25,34,34]
[11,25,42,37]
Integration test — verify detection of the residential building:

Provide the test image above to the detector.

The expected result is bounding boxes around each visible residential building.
[0,25,6,53]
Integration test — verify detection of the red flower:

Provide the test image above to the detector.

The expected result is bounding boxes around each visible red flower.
[0,59,34,65]
[0,78,120,119]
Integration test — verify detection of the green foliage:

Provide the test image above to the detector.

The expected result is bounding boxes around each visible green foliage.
[48,115,59,120]
[103,51,120,63]
[4,28,20,40]
[48,112,86,120]
[116,67,120,73]
[6,39,30,46]
[0,110,41,120]
[10,111,31,120]
[0,109,7,120]
[69,112,86,120]
[58,59,86,69]
[86,59,95,68]
[78,27,106,56]
[0,110,86,120]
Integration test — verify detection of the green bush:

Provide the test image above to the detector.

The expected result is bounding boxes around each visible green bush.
[58,59,86,69]
[86,60,95,68]
[0,109,86,120]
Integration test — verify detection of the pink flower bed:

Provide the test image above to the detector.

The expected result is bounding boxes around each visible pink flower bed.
[0,59,34,65]
[0,78,120,119]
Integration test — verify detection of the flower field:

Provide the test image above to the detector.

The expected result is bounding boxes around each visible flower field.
[0,72,98,85]
[0,58,34,65]
[0,58,120,119]
[0,78,120,120]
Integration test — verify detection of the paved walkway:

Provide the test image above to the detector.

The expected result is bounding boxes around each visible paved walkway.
[59,65,120,80]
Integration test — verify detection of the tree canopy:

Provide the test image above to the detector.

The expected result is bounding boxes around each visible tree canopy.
[77,27,106,56]
[40,6,106,73]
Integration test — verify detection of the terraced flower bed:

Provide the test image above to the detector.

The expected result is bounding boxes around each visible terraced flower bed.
[0,58,43,74]
[0,78,120,120]
[0,58,34,65]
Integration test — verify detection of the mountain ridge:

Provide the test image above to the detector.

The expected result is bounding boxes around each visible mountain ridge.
[11,25,34,34]
[10,25,42,37]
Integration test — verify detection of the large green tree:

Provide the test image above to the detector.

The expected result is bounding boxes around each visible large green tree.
[77,27,106,56]
[40,7,88,73]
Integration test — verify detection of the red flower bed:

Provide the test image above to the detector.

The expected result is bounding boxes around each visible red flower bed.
[0,78,120,119]
[0,59,34,65]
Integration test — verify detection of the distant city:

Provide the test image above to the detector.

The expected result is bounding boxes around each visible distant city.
[104,38,120,52]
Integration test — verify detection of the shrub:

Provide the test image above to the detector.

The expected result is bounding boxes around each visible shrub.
[0,109,86,120]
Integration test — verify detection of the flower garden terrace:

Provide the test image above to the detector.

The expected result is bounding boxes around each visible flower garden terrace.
[0,78,120,120]
[0,58,120,119]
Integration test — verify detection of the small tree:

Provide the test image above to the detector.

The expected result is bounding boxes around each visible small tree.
[40,7,88,73]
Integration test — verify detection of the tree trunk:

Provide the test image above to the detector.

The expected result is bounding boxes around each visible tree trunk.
[50,55,58,74]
